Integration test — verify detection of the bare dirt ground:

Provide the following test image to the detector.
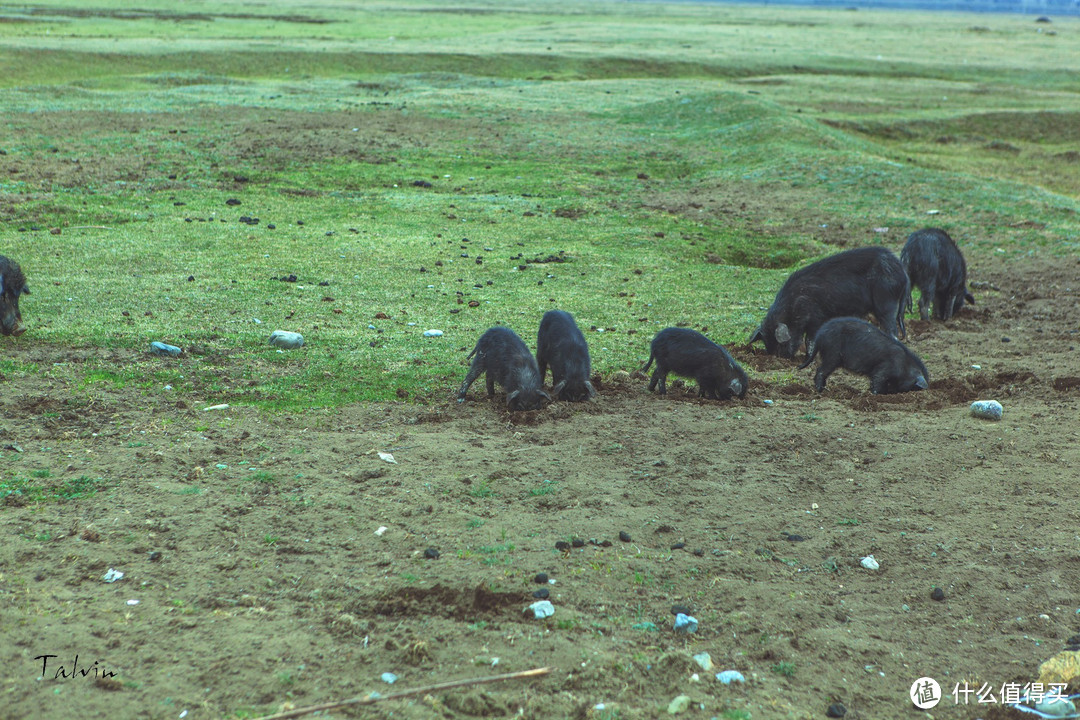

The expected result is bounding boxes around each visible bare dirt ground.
[3,110,1080,720]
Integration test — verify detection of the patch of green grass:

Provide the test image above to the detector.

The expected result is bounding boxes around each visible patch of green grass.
[263,535,278,546]
[837,518,861,526]
[0,0,1076,417]
[721,711,752,720]
[476,542,515,567]
[175,486,203,496]
[529,480,559,497]
[1,475,106,504]
[772,661,797,677]
[249,471,276,484]
[468,481,497,499]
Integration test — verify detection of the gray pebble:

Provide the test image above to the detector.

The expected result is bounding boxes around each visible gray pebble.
[150,341,181,357]
[970,400,1003,421]
[268,330,304,349]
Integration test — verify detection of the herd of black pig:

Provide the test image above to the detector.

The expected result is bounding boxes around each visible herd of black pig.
[457,227,973,410]
[0,227,971,407]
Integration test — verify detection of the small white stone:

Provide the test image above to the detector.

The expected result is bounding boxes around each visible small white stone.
[423,329,443,337]
[374,526,388,536]
[971,400,1003,420]
[716,670,745,684]
[527,600,555,619]
[103,568,124,583]
[268,330,304,349]
[693,652,713,672]
[381,672,397,684]
[861,555,880,571]
[673,613,698,633]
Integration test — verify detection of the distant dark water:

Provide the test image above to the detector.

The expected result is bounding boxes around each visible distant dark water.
[664,0,1079,15]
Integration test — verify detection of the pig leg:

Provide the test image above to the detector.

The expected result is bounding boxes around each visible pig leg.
[877,299,902,340]
[869,368,893,395]
[537,359,548,385]
[813,352,842,392]
[457,357,486,402]
[919,281,935,321]
[486,375,496,397]
[648,365,668,394]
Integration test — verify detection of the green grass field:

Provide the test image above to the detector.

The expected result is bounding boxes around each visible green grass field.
[2,0,1077,408]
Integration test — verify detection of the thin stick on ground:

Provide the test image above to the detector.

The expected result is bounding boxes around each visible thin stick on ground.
[250,666,552,720]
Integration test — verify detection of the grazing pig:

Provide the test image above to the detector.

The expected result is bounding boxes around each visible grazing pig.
[798,317,929,394]
[0,255,29,337]
[644,328,748,400]
[536,310,595,402]
[457,326,550,410]
[901,228,974,321]
[748,246,909,359]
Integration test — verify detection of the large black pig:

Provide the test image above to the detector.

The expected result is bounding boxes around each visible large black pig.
[536,310,595,402]
[901,228,974,321]
[644,328,748,400]
[457,326,550,410]
[0,255,29,337]
[749,246,909,359]
[798,317,929,394]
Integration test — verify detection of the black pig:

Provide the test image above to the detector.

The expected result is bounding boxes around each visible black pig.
[457,326,550,410]
[0,255,29,337]
[798,317,929,394]
[749,246,909,359]
[536,310,595,401]
[644,328,748,400]
[901,228,974,321]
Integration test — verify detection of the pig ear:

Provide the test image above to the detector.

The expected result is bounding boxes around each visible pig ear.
[748,327,764,344]
[22,285,29,295]
[539,390,551,401]
[584,380,596,398]
[728,378,744,397]
[551,380,567,397]
[965,292,974,305]
[774,323,791,344]
[915,375,928,390]
[506,390,520,406]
